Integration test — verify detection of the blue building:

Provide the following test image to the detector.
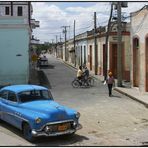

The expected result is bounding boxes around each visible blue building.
[0,2,39,85]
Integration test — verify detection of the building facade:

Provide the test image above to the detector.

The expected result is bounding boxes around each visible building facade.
[0,2,39,85]
[87,24,130,81]
[75,32,88,68]
[130,5,148,93]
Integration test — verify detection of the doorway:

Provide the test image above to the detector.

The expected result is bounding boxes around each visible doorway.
[146,37,148,91]
[103,44,107,76]
[89,45,92,70]
[133,38,139,87]
[110,44,118,78]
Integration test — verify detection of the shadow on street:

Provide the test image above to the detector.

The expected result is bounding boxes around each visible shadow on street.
[0,120,89,146]
[34,134,89,146]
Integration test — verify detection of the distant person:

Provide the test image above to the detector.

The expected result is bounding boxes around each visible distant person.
[106,72,115,97]
[31,53,38,69]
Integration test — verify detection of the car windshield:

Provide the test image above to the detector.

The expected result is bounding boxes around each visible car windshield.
[18,90,53,103]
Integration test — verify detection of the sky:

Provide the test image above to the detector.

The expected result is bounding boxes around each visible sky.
[32,2,148,43]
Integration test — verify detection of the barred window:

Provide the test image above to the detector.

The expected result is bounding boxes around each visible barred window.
[5,7,10,15]
[17,6,23,16]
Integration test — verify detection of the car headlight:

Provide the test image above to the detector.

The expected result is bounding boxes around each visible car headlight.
[75,112,80,118]
[35,117,42,124]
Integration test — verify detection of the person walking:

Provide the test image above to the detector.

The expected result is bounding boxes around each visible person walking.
[106,72,115,97]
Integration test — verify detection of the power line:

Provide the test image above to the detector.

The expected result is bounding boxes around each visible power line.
[48,31,62,35]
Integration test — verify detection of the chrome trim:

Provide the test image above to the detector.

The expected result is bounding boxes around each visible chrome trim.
[0,111,29,123]
[31,123,82,137]
[32,129,75,137]
[45,119,74,125]
[39,119,75,131]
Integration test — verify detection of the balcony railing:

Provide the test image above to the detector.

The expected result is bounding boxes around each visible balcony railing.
[31,19,39,28]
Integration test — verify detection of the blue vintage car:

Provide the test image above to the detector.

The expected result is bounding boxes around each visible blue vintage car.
[0,84,82,142]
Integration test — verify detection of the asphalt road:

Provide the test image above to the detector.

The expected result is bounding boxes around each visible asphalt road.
[0,53,148,146]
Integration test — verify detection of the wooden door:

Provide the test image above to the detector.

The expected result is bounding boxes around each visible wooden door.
[146,38,148,91]
[81,46,82,66]
[110,44,117,78]
[103,44,106,76]
[90,45,92,70]
[84,46,86,64]
[133,38,139,87]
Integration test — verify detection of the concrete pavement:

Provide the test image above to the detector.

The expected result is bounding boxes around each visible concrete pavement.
[92,74,148,108]
[59,57,148,108]
[32,53,148,109]
[26,53,148,146]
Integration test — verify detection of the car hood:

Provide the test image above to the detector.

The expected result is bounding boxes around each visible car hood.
[19,100,76,121]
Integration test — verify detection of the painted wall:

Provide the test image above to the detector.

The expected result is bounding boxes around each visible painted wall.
[87,31,130,79]
[76,40,88,67]
[0,2,31,19]
[130,6,148,93]
[87,38,95,72]
[0,18,29,84]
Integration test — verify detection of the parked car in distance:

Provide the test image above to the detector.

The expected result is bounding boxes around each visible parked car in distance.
[37,56,48,68]
[0,84,82,142]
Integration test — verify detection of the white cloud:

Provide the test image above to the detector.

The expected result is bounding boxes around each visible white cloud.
[32,2,148,43]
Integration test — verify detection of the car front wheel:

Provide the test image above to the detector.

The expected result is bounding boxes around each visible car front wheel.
[22,123,35,142]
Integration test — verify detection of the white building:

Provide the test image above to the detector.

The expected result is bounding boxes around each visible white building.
[130,5,148,93]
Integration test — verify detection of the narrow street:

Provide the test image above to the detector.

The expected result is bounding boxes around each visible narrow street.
[38,54,148,146]
[0,54,148,146]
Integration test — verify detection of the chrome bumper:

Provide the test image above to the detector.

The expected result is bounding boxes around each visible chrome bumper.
[31,123,82,137]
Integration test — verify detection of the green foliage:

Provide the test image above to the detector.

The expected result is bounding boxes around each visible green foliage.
[35,43,52,55]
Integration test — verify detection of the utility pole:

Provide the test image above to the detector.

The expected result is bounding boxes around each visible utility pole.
[55,35,58,58]
[117,2,122,87]
[74,20,76,67]
[94,12,98,75]
[59,34,62,43]
[61,26,70,61]
[104,3,113,81]
[51,39,54,54]
[59,34,63,59]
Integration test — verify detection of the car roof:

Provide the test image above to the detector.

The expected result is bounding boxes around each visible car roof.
[0,84,48,93]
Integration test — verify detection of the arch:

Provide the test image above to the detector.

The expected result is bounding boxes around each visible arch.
[133,37,140,87]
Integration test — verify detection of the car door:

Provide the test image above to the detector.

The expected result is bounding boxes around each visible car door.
[1,91,21,128]
[6,91,22,128]
[0,90,9,121]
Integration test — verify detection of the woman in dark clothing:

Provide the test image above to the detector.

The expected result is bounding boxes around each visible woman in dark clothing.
[106,72,115,97]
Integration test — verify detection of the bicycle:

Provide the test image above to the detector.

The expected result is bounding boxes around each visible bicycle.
[71,77,90,88]
[87,76,95,86]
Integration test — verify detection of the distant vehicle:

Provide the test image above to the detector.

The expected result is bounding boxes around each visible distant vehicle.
[0,84,82,142]
[37,56,48,67]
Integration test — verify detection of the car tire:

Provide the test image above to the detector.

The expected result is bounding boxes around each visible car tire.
[22,123,35,142]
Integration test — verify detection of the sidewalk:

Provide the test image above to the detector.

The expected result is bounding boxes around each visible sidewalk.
[114,87,148,107]
[29,66,51,88]
[62,59,148,108]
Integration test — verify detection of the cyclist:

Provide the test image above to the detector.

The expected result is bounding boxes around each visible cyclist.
[77,66,83,85]
[83,66,89,79]
[83,66,89,85]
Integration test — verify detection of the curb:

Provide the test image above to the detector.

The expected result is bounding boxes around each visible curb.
[55,57,148,108]
[63,61,77,71]
[114,88,148,108]
[63,61,102,83]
